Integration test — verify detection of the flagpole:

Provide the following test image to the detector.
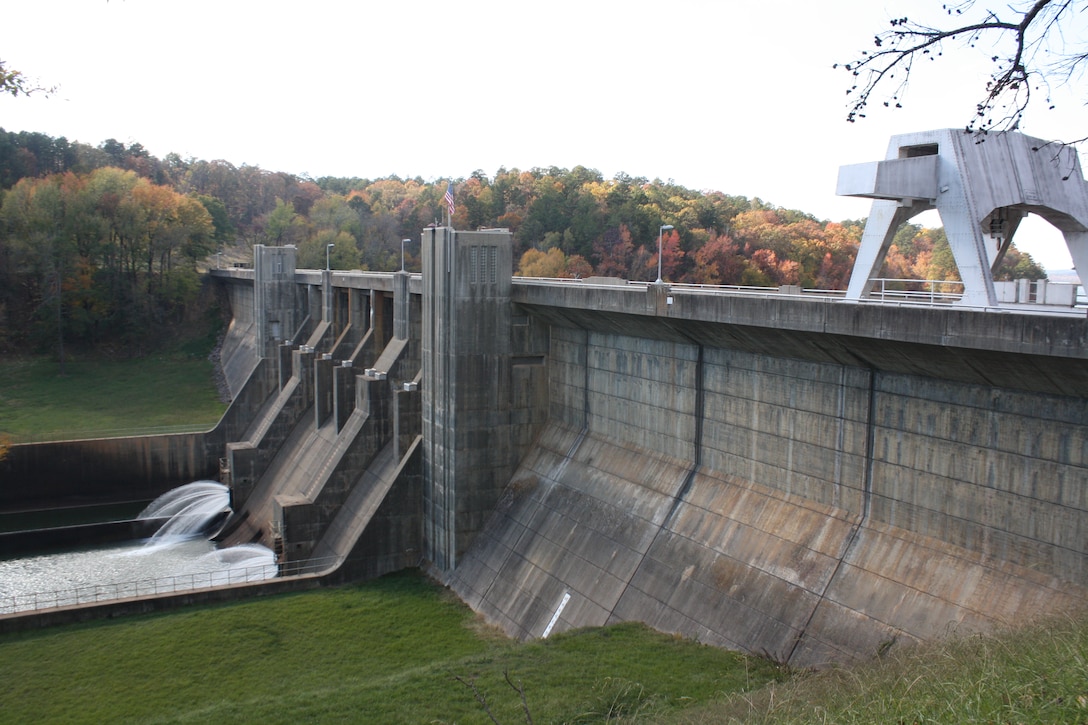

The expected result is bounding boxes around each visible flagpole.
[444,180,455,229]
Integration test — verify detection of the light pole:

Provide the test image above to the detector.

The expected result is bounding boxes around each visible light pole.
[326,243,335,270]
[401,239,411,272]
[656,224,674,284]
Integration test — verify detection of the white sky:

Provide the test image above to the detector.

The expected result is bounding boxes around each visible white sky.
[3,0,1087,270]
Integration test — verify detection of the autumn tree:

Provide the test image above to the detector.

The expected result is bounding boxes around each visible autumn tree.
[0,168,213,355]
[567,254,593,278]
[726,208,856,288]
[649,228,684,283]
[839,0,1088,141]
[160,194,215,302]
[298,229,360,270]
[691,233,748,285]
[593,224,635,278]
[748,249,801,286]
[192,193,235,245]
[1,173,74,364]
[459,174,497,230]
[516,247,593,278]
[6,128,1034,303]
[996,246,1048,279]
[790,222,861,289]
[517,248,566,277]
[260,198,306,246]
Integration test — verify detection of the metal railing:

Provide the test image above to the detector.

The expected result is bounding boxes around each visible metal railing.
[514,275,1088,315]
[0,555,340,616]
[868,278,965,304]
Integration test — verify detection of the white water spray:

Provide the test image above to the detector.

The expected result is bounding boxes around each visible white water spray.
[200,543,278,584]
[138,481,232,544]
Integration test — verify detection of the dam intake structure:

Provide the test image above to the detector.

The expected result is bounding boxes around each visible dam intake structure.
[2,130,1086,667]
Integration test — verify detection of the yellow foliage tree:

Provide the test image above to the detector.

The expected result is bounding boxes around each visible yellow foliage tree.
[517,247,569,278]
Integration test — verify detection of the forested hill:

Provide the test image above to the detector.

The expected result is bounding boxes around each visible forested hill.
[0,127,1046,355]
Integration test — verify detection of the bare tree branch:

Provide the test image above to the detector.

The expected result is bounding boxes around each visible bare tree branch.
[837,0,1086,140]
[503,669,534,725]
[454,675,503,725]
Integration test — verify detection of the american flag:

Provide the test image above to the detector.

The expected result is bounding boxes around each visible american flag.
[444,181,455,221]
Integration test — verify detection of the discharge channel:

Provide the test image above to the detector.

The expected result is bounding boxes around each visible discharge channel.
[0,481,276,614]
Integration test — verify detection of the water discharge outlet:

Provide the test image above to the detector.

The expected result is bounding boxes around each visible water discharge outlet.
[138,481,233,544]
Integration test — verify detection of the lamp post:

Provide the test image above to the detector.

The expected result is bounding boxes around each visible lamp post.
[326,243,335,271]
[401,239,411,272]
[656,224,674,284]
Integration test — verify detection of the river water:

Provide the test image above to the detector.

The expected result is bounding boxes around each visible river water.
[0,539,277,614]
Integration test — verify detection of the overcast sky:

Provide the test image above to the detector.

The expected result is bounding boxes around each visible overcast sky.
[3,0,1087,269]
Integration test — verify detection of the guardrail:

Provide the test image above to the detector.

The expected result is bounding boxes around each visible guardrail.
[868,278,965,304]
[516,276,967,302]
[514,276,1086,315]
[0,555,340,615]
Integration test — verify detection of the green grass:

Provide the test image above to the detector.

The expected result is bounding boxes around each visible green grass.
[668,612,1088,725]
[0,570,782,724]
[0,354,227,442]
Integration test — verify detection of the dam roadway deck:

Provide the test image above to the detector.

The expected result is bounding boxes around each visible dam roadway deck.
[510,278,1088,389]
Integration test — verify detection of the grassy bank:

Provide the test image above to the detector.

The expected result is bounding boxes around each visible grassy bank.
[0,354,227,442]
[0,570,782,724]
[6,568,1082,724]
[671,612,1088,724]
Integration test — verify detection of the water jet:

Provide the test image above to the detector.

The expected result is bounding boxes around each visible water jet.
[137,481,233,544]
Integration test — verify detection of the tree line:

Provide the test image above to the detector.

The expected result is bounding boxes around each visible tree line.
[0,127,1045,356]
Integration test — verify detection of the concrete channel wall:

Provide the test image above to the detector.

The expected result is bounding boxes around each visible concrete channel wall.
[0,433,220,511]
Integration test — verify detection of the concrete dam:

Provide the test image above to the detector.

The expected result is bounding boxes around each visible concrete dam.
[4,131,1087,668]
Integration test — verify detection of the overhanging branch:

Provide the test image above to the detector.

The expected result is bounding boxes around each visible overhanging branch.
[837,0,1084,139]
